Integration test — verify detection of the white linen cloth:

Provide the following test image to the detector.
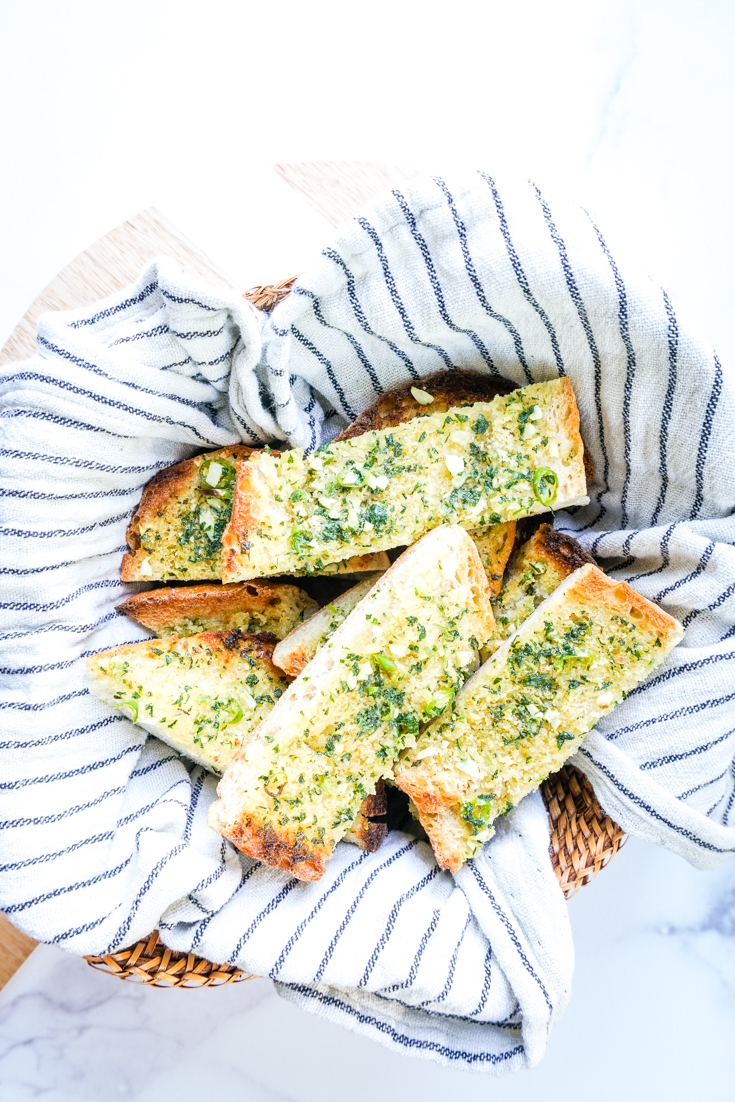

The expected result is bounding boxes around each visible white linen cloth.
[1,171,734,1074]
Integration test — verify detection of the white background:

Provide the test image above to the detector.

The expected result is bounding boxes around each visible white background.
[2,0,735,363]
[2,1,735,1098]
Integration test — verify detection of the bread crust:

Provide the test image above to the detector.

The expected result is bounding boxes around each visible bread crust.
[221,450,273,580]
[566,565,682,644]
[333,370,515,440]
[116,580,319,639]
[334,368,595,480]
[343,779,388,851]
[215,816,332,880]
[534,524,597,574]
[89,625,280,672]
[222,379,588,581]
[329,552,391,574]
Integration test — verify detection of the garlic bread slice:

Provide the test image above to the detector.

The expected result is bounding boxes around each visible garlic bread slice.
[86,630,290,774]
[394,564,683,873]
[122,445,252,582]
[121,444,387,582]
[334,369,517,591]
[117,581,319,640]
[208,524,495,881]
[221,378,588,582]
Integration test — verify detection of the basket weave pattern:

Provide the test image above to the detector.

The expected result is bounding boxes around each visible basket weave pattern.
[84,281,626,986]
[542,765,627,899]
[85,931,252,987]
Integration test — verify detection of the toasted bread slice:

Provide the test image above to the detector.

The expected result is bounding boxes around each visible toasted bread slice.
[116,581,319,640]
[86,630,291,774]
[342,779,388,851]
[271,573,384,677]
[394,563,683,873]
[483,524,596,656]
[88,624,387,851]
[221,379,588,582]
[334,367,592,484]
[121,445,388,583]
[122,446,252,582]
[207,524,495,880]
[337,371,517,590]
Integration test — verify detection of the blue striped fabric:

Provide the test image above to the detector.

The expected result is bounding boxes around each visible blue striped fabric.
[1,175,734,1073]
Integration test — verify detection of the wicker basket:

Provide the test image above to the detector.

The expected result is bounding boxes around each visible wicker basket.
[84,281,627,988]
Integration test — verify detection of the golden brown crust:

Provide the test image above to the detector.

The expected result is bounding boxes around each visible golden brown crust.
[273,644,311,679]
[331,552,391,574]
[396,770,455,815]
[86,630,282,696]
[215,816,330,880]
[90,626,278,669]
[220,452,267,581]
[568,565,682,643]
[115,580,318,638]
[333,370,515,441]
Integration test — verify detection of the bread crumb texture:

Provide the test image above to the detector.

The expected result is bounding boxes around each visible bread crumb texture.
[86,631,290,774]
[468,521,516,597]
[207,525,495,880]
[395,563,683,873]
[221,379,588,581]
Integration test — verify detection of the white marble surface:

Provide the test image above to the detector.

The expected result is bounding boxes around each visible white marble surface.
[2,0,735,1095]
[1,1,735,365]
[2,837,734,1100]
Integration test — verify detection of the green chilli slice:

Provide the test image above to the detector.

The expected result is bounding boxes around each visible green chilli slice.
[532,466,558,507]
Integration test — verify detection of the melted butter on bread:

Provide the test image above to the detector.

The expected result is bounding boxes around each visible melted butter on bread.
[395,563,683,873]
[208,525,495,880]
[221,379,588,582]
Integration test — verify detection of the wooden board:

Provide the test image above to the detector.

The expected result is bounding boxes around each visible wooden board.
[0,914,38,992]
[0,161,409,988]
[0,207,242,367]
[274,161,423,226]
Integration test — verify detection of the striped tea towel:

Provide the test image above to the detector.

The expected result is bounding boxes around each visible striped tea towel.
[1,170,734,1075]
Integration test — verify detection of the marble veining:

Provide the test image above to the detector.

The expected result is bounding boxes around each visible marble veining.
[2,839,734,1101]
